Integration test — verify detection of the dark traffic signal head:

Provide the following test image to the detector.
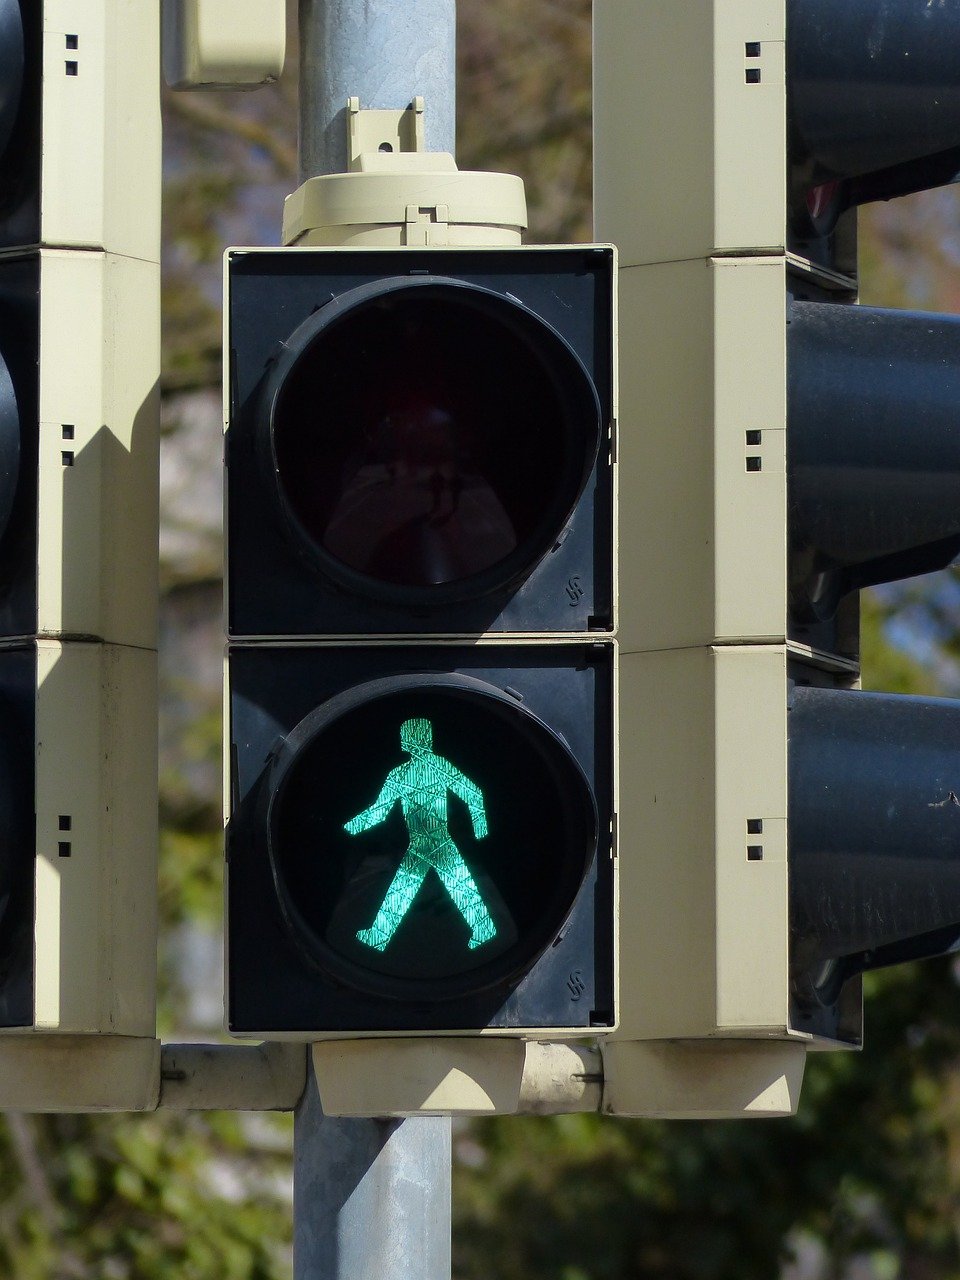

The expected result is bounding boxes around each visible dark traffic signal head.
[789,686,960,1015]
[786,2,960,1042]
[226,239,617,1047]
[788,0,960,237]
[787,303,960,629]
[783,0,960,1039]
[227,246,614,636]
[228,643,614,1036]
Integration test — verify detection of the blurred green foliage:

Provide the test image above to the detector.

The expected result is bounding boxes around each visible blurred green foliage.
[0,1110,291,1279]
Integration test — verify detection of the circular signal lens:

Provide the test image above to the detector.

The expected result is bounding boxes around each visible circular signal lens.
[260,278,601,606]
[264,675,598,1002]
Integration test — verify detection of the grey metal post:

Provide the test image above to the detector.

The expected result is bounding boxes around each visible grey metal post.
[298,0,456,180]
[293,3,456,1276]
[294,1061,452,1279]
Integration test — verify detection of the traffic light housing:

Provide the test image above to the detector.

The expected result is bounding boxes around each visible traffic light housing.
[0,1,160,1108]
[227,249,613,635]
[225,243,616,1050]
[595,0,960,1116]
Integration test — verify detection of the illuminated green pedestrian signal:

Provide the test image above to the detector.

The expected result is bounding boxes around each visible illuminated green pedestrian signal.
[227,647,613,1034]
[346,718,498,954]
[265,677,597,1001]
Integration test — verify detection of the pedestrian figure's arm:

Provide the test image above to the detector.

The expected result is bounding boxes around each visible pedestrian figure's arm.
[344,773,401,834]
[448,767,488,839]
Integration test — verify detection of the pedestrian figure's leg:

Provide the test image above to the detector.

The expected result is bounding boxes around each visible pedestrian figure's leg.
[356,851,429,951]
[433,841,496,950]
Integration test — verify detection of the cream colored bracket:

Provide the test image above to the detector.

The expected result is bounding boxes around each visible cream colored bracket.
[617,255,786,654]
[347,96,427,169]
[311,1037,804,1119]
[283,101,527,248]
[602,1040,805,1118]
[0,1036,160,1112]
[616,645,789,1042]
[28,640,158,1039]
[41,0,161,260]
[162,0,286,89]
[37,250,160,650]
[594,0,786,266]
[311,1039,602,1118]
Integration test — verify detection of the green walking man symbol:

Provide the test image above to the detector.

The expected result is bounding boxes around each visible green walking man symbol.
[344,717,498,952]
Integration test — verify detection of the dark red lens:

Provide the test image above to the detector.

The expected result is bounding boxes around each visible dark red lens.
[806,180,841,223]
[270,287,594,593]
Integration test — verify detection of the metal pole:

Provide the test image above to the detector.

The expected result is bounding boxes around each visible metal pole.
[294,1060,452,1279]
[297,0,456,180]
[293,3,456,1275]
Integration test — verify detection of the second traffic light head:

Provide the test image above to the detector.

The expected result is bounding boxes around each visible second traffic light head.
[789,0,960,235]
[788,301,960,624]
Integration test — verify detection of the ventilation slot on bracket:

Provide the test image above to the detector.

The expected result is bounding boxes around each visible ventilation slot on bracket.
[746,429,763,472]
[58,814,72,857]
[747,817,763,860]
[745,41,761,84]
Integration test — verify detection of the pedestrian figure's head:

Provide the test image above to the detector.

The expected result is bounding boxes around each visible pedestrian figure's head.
[400,717,432,756]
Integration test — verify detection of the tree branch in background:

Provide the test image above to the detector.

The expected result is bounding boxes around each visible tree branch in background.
[162,89,298,178]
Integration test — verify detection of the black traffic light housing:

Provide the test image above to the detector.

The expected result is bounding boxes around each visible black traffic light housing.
[788,0,960,241]
[228,643,613,1035]
[227,246,614,637]
[784,0,960,1041]
[225,244,617,1041]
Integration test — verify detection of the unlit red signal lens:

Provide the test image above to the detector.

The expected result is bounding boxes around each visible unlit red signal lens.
[805,180,840,222]
[262,279,601,605]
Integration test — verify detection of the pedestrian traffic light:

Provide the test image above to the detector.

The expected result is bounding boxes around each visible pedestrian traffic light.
[594,0,960,1117]
[225,239,616,1047]
[0,1,160,1109]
